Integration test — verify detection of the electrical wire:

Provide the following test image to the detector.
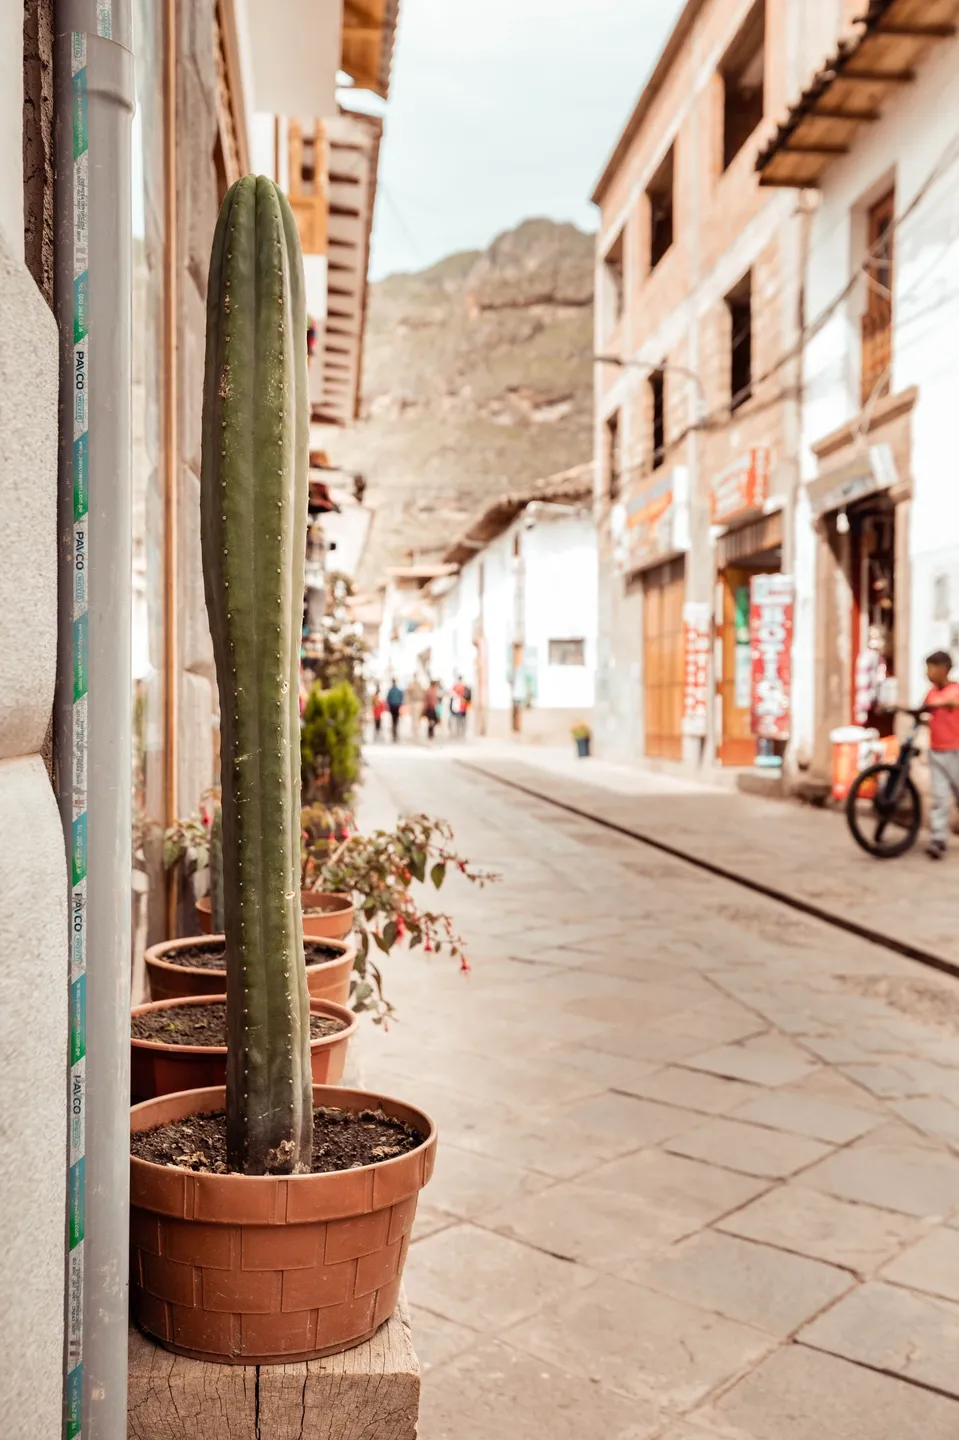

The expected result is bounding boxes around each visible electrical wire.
[600,131,959,483]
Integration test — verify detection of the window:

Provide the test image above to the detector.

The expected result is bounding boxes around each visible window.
[721,1,765,171]
[605,410,622,500]
[647,146,675,270]
[649,368,665,470]
[603,228,625,328]
[726,272,752,411]
[861,188,894,405]
[549,638,586,666]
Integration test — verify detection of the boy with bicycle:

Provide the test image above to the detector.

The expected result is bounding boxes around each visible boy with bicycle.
[924,650,959,858]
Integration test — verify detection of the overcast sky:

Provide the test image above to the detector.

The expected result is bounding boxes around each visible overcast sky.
[362,0,685,280]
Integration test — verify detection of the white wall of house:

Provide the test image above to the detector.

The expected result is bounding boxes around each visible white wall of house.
[431,507,597,742]
[0,6,65,1426]
[795,33,959,760]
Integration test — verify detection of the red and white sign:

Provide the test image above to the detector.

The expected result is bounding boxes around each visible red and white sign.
[710,447,771,525]
[682,602,711,738]
[750,574,794,740]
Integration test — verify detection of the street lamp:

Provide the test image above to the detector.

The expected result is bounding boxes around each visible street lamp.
[594,353,708,423]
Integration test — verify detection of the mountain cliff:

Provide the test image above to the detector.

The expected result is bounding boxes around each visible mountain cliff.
[332,218,595,587]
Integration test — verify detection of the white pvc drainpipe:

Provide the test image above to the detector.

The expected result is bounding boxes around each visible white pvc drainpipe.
[53,2,134,1435]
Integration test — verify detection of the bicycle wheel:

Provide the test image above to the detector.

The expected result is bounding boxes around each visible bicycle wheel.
[845,764,921,858]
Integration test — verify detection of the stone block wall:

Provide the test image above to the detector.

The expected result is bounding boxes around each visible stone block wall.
[0,4,64,1428]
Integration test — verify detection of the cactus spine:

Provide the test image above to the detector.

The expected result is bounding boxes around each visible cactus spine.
[200,176,312,1174]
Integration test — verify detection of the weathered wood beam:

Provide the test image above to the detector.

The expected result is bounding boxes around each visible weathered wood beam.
[874,23,957,38]
[838,68,916,83]
[811,105,881,122]
[782,142,851,156]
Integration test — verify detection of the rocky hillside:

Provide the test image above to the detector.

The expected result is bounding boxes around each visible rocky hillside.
[334,218,595,587]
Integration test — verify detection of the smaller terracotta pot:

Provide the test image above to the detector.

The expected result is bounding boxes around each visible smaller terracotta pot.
[131,994,357,1102]
[196,891,354,941]
[301,892,355,941]
[146,934,355,1006]
[145,936,229,1003]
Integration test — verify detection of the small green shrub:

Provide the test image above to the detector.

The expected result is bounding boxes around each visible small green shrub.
[301,681,362,805]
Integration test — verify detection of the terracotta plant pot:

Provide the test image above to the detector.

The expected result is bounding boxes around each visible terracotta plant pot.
[145,934,355,1006]
[130,1084,436,1364]
[197,892,354,939]
[305,940,354,1007]
[131,995,357,1103]
[300,892,355,941]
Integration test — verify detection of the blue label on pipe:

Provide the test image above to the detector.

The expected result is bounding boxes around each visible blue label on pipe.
[71,814,87,887]
[73,614,88,700]
[73,434,88,520]
[74,273,88,344]
[69,1158,85,1247]
[70,977,86,1065]
[65,1364,82,1439]
[72,71,87,161]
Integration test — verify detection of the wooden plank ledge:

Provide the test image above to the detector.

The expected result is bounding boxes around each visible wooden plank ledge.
[128,1292,420,1439]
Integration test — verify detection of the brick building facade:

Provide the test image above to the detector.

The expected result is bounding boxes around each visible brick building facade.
[590,0,868,781]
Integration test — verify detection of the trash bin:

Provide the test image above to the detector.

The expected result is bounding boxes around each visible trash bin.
[830,726,878,801]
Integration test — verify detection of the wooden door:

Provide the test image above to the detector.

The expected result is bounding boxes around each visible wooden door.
[643,559,685,760]
[718,567,756,766]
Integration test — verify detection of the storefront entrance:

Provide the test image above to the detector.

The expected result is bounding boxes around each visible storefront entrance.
[643,557,685,759]
[715,513,783,766]
[849,495,896,734]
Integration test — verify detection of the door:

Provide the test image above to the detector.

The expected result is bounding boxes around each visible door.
[718,567,757,766]
[643,558,685,760]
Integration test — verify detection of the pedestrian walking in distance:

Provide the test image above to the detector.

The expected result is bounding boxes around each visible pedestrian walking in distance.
[386,677,404,744]
[371,684,386,742]
[924,650,959,858]
[450,675,468,738]
[424,679,439,741]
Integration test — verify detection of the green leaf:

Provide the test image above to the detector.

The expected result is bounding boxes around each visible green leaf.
[353,981,373,1003]
[373,931,391,954]
[162,838,180,869]
[409,849,427,884]
[382,919,398,950]
[430,862,446,890]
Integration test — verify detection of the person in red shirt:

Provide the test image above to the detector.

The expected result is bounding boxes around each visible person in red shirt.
[924,650,959,858]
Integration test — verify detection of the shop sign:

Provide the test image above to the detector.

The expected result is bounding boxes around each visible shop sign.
[750,574,794,740]
[710,447,771,525]
[681,602,711,737]
[612,466,690,573]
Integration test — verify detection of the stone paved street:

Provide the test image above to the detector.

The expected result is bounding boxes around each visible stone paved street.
[355,746,959,1438]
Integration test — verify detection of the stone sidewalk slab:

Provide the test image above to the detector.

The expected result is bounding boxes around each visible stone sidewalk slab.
[800,1279,959,1396]
[632,1230,853,1336]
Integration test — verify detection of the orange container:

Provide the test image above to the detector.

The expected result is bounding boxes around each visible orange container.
[830,726,878,802]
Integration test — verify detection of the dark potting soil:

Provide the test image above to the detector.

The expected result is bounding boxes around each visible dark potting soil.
[164,941,346,971]
[131,1002,347,1047]
[130,1106,423,1174]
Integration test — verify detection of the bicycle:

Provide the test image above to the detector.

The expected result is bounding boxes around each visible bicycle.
[845,708,927,858]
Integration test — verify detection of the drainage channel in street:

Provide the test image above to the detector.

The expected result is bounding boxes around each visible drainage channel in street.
[460,760,959,987]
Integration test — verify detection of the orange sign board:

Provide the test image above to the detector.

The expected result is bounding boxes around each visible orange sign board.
[710,447,771,525]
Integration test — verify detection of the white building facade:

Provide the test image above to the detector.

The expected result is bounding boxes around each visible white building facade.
[758,2,959,786]
[432,470,598,743]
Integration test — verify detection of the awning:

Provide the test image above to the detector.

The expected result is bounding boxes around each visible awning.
[757,0,959,188]
[312,111,383,427]
[341,0,400,99]
[806,444,898,518]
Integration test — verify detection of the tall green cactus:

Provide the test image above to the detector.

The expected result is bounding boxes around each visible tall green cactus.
[200,176,312,1174]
